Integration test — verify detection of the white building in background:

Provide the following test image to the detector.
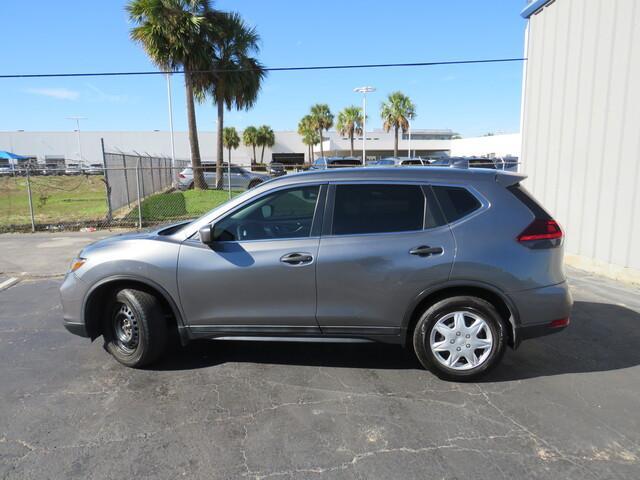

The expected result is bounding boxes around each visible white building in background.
[450,133,520,158]
[0,129,518,167]
[520,0,640,282]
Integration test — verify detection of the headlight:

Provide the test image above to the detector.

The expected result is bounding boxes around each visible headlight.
[69,257,87,272]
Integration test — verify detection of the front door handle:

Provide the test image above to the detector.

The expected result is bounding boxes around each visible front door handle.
[409,245,443,257]
[280,252,313,265]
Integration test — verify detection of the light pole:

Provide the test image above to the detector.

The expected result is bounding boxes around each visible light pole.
[354,86,375,165]
[67,116,87,165]
[407,113,413,158]
[166,73,176,173]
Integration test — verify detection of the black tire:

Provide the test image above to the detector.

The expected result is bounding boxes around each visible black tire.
[103,288,168,368]
[412,296,506,381]
[248,180,262,189]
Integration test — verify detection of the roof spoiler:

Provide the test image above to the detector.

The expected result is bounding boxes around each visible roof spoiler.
[495,171,527,187]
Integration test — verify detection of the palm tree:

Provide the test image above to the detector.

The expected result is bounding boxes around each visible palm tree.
[197,12,265,189]
[309,104,333,159]
[242,126,259,165]
[298,115,320,162]
[223,126,240,164]
[127,0,215,190]
[380,91,416,158]
[336,106,363,157]
[256,125,275,164]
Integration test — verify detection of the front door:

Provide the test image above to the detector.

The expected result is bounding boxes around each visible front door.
[178,184,325,335]
[316,183,455,336]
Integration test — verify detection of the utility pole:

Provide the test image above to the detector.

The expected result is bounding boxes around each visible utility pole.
[66,116,87,167]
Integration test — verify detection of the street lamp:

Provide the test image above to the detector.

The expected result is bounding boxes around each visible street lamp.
[407,113,413,158]
[353,86,376,165]
[165,73,177,173]
[66,116,87,165]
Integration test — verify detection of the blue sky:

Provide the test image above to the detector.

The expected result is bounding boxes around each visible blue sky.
[0,1,527,136]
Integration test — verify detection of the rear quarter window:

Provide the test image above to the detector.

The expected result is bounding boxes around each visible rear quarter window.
[432,186,481,223]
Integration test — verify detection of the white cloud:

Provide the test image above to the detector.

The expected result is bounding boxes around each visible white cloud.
[24,87,80,100]
[85,84,128,103]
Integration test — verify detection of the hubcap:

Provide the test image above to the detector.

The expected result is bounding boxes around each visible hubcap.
[113,303,139,353]
[429,311,493,370]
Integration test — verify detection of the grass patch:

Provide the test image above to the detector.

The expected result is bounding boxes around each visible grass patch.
[0,175,108,226]
[0,175,241,229]
[131,188,240,222]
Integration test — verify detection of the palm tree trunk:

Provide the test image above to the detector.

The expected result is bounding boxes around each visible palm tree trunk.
[318,129,324,159]
[252,145,257,165]
[394,125,399,158]
[185,72,205,190]
[350,134,354,157]
[261,144,265,163]
[216,101,224,189]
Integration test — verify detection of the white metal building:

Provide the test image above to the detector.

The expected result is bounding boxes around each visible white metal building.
[0,129,456,167]
[520,0,640,282]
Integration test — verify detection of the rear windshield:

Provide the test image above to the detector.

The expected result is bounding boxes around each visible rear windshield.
[432,186,481,223]
[329,159,361,166]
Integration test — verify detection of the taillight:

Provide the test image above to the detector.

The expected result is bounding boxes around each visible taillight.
[178,173,186,179]
[517,219,563,242]
[549,317,570,328]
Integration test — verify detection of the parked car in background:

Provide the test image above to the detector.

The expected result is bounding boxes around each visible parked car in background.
[310,156,362,169]
[83,163,104,175]
[65,163,82,175]
[368,157,427,167]
[61,166,571,381]
[43,163,65,176]
[176,163,270,191]
[0,160,11,176]
[268,162,286,177]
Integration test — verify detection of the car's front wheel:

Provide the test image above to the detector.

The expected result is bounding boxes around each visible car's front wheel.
[413,296,506,381]
[103,288,167,368]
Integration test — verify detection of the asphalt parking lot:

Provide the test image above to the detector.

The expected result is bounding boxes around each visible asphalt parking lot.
[1,233,640,479]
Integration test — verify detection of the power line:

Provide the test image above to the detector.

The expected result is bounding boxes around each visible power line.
[0,57,526,79]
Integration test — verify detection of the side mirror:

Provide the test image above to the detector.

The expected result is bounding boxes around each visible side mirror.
[199,224,214,244]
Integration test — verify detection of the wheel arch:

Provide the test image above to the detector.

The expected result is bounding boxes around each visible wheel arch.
[402,281,519,348]
[82,275,188,344]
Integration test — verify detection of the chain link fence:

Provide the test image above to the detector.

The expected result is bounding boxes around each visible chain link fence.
[0,153,250,233]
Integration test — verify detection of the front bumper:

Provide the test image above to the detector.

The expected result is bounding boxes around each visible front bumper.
[508,281,573,346]
[60,272,91,338]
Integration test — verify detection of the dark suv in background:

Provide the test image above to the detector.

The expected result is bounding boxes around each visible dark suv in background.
[61,167,571,381]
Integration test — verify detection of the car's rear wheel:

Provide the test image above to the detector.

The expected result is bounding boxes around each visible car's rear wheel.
[103,288,167,368]
[413,296,506,381]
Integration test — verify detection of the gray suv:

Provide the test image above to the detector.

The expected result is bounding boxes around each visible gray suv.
[61,167,572,380]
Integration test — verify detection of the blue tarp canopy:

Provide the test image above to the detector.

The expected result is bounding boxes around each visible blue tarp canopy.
[0,151,29,160]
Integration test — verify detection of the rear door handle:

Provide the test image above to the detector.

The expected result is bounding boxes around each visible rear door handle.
[409,245,443,257]
[280,252,313,265]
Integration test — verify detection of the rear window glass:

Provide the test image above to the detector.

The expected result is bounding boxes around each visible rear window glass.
[432,186,481,223]
[332,184,425,235]
[507,184,551,220]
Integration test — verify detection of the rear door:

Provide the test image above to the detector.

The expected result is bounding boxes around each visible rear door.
[315,183,455,335]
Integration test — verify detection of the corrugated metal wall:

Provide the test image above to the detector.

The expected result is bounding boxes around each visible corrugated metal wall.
[521,0,640,272]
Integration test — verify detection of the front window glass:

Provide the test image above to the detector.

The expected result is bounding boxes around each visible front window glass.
[213,185,320,241]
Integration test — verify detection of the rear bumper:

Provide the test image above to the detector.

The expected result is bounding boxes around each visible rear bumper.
[508,281,573,346]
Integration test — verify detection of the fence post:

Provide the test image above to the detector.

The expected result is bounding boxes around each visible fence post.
[122,154,131,206]
[135,157,142,229]
[25,165,35,232]
[101,138,113,224]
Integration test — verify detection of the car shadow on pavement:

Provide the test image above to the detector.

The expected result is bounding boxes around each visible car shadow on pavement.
[152,340,421,371]
[482,301,640,382]
[151,301,640,379]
